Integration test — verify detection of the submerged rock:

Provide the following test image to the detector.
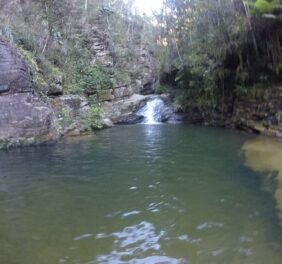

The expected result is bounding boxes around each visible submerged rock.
[243,137,282,225]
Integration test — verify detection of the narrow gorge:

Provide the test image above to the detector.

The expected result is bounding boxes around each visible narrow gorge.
[1,1,282,264]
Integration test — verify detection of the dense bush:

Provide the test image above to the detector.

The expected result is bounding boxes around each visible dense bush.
[158,0,282,110]
[77,65,113,95]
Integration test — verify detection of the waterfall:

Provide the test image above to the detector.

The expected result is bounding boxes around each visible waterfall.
[137,98,170,124]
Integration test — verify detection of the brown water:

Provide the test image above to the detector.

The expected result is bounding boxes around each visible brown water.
[0,125,282,264]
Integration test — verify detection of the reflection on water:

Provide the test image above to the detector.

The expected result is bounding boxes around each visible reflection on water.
[96,221,186,263]
[243,137,282,224]
[0,125,282,263]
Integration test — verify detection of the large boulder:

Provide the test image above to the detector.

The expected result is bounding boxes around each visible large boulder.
[113,85,134,99]
[115,114,144,125]
[0,94,58,148]
[0,39,33,94]
[0,38,59,148]
[102,94,149,124]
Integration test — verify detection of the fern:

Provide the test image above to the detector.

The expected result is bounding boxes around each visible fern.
[246,0,279,14]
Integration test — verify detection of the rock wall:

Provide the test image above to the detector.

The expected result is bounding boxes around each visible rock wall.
[0,38,59,148]
[102,94,149,124]
[232,90,282,137]
[184,85,282,137]
[0,24,160,148]
[90,27,158,101]
[50,95,93,136]
[88,27,159,124]
[0,40,33,94]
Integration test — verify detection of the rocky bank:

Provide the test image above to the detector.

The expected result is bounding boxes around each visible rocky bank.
[184,86,282,138]
[2,29,282,149]
[0,30,160,148]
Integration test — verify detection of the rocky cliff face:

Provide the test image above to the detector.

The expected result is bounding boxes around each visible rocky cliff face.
[184,86,282,137]
[89,27,158,98]
[232,89,282,137]
[0,38,59,148]
[88,27,159,125]
[0,40,33,94]
[0,28,160,148]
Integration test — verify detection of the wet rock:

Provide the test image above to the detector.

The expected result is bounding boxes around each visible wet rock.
[101,118,114,128]
[168,113,184,123]
[115,114,144,125]
[65,129,82,137]
[234,119,262,134]
[140,80,156,95]
[102,94,149,124]
[160,110,173,122]
[135,96,179,124]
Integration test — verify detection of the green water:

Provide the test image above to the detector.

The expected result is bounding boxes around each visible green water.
[0,125,282,264]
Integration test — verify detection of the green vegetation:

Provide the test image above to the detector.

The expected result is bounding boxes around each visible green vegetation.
[1,0,282,127]
[248,0,279,13]
[0,0,160,130]
[157,0,282,111]
[5,0,157,93]
[77,65,113,95]
[88,105,103,129]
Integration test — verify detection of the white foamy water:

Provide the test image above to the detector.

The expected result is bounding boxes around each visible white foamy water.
[137,98,166,124]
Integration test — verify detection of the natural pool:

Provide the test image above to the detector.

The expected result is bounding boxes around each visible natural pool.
[0,125,282,264]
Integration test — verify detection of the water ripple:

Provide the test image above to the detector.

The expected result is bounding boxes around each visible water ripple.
[73,233,94,241]
[93,221,187,263]
[196,222,225,231]
[121,211,141,218]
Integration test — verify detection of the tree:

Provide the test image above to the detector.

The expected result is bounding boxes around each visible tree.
[157,0,282,110]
